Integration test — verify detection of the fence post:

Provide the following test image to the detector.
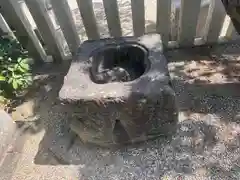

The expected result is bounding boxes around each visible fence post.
[156,0,171,46]
[131,0,145,37]
[51,0,80,54]
[0,0,47,63]
[76,0,100,40]
[25,0,64,62]
[0,13,15,37]
[204,0,226,43]
[178,0,201,46]
[102,0,122,37]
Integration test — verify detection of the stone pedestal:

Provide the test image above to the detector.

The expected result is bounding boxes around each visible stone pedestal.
[59,34,178,146]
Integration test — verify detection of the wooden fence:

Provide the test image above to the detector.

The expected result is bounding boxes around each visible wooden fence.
[0,0,238,63]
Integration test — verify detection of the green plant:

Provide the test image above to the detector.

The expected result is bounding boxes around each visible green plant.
[0,35,32,99]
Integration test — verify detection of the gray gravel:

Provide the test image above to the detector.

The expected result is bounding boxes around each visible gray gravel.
[23,43,240,180]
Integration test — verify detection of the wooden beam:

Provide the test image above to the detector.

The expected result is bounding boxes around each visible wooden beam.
[51,0,80,54]
[25,0,64,62]
[156,0,171,46]
[205,0,226,43]
[102,0,122,37]
[178,0,201,46]
[0,0,47,63]
[131,0,145,37]
[76,0,99,40]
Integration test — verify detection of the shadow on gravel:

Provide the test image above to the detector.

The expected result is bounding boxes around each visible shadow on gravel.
[31,44,240,179]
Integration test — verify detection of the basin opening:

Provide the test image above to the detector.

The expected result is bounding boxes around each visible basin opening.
[90,44,149,84]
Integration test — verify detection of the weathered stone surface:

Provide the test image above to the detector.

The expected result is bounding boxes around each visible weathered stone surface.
[59,34,178,146]
[0,110,17,158]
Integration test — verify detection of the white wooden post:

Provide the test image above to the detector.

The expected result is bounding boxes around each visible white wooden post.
[225,21,237,38]
[76,0,100,40]
[131,0,145,37]
[25,0,64,62]
[102,0,122,37]
[170,4,180,41]
[0,13,14,37]
[51,0,80,54]
[0,0,47,62]
[204,0,226,43]
[156,0,171,46]
[178,0,201,46]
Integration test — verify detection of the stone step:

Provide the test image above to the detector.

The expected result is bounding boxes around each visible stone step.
[0,110,18,164]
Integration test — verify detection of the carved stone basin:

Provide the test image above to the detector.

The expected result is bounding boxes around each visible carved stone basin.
[59,34,178,146]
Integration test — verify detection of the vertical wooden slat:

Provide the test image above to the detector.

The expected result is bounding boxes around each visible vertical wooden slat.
[76,0,99,40]
[102,0,122,37]
[131,0,145,37]
[205,0,226,43]
[0,0,47,62]
[178,0,201,46]
[51,0,80,54]
[225,21,237,38]
[0,13,14,37]
[25,0,64,62]
[156,0,171,46]
[170,4,180,41]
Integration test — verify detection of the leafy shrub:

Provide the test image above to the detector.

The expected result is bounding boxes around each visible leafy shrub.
[0,35,32,100]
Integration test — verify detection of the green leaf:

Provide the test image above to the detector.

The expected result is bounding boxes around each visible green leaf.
[12,79,18,89]
[14,75,22,79]
[14,63,19,70]
[0,75,5,81]
[0,95,6,103]
[0,34,32,96]
[17,57,22,63]
[16,79,23,85]
[8,77,13,83]
[18,66,27,73]
[20,63,29,71]
[7,67,14,72]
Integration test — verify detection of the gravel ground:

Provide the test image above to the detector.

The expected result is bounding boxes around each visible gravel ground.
[2,42,240,180]
[1,1,240,179]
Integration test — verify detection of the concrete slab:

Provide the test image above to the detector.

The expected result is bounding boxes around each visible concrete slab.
[0,110,17,163]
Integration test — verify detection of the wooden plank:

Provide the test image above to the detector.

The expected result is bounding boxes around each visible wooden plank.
[25,0,64,62]
[225,21,237,38]
[102,0,122,37]
[178,0,201,46]
[76,0,99,40]
[0,0,47,63]
[0,13,14,37]
[131,0,145,37]
[51,0,80,54]
[205,0,226,43]
[156,0,171,46]
[170,4,180,41]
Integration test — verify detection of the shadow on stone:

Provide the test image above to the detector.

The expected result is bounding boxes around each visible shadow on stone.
[31,40,240,179]
[58,34,178,147]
